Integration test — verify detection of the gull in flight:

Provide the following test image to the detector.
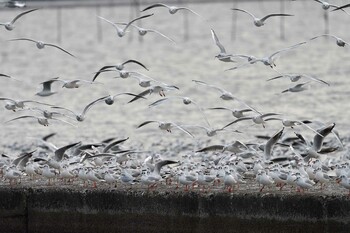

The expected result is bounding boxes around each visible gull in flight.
[0,97,52,111]
[128,84,179,103]
[100,92,146,105]
[137,120,194,138]
[0,8,39,31]
[97,14,153,38]
[227,42,306,70]
[264,128,284,160]
[35,79,59,97]
[0,73,20,82]
[118,23,176,43]
[92,69,159,88]
[310,34,349,47]
[223,112,280,129]
[94,60,149,76]
[149,96,210,126]
[3,1,26,8]
[231,8,293,27]
[141,3,201,17]
[314,0,346,11]
[9,38,76,58]
[51,96,108,122]
[264,117,323,136]
[48,77,97,89]
[207,107,253,119]
[267,72,330,86]
[192,79,260,113]
[281,82,310,93]
[5,115,76,127]
[331,3,350,12]
[210,29,235,62]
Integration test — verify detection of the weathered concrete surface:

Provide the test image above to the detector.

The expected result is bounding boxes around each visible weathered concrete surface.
[0,187,349,233]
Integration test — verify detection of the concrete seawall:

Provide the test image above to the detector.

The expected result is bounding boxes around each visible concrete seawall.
[0,187,349,233]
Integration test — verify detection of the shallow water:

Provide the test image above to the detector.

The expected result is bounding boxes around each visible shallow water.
[0,1,349,157]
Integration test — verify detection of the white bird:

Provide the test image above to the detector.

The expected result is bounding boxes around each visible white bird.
[210,29,235,62]
[310,34,349,47]
[4,1,26,8]
[267,73,330,86]
[149,96,210,126]
[315,168,331,190]
[294,176,314,193]
[224,170,237,192]
[0,8,39,31]
[9,38,76,57]
[232,8,293,27]
[227,42,306,70]
[5,115,76,127]
[0,97,52,111]
[223,113,280,129]
[314,0,344,10]
[257,170,274,192]
[51,96,108,122]
[141,3,201,17]
[119,23,176,43]
[128,84,179,103]
[98,14,153,37]
[192,79,259,113]
[264,128,284,160]
[41,164,57,185]
[47,77,96,89]
[207,107,253,118]
[137,120,194,138]
[337,175,350,195]
[281,82,310,93]
[36,79,59,97]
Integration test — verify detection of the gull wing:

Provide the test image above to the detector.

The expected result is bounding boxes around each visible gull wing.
[211,29,226,53]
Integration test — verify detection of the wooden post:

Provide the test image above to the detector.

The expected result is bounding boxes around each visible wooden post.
[57,7,62,44]
[96,5,103,43]
[231,0,238,41]
[280,0,285,40]
[324,10,329,34]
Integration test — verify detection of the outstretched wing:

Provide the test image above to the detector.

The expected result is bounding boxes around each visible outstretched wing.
[231,8,256,20]
[141,3,169,12]
[11,8,39,24]
[122,59,149,71]
[211,29,226,53]
[260,14,293,23]
[124,14,154,31]
[45,43,76,58]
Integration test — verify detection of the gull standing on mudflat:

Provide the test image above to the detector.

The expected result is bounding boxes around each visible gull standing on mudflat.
[0,8,39,31]
[232,8,293,27]
[9,38,76,57]
[141,3,201,17]
[310,34,349,47]
[98,14,153,38]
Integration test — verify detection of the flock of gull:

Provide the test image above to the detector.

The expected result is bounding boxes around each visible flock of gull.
[0,1,350,195]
